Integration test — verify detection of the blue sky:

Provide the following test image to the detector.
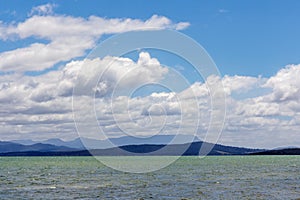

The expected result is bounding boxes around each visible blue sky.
[0,1,300,148]
[1,0,300,77]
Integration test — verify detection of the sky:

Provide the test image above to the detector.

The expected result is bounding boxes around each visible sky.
[0,1,300,148]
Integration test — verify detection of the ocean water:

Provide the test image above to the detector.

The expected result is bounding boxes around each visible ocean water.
[0,156,299,199]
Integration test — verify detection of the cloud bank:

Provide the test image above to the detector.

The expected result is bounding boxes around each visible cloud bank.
[1,59,300,148]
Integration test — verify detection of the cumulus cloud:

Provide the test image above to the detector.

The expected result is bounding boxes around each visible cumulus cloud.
[0,52,167,103]
[141,94,181,116]
[72,52,168,98]
[0,14,189,72]
[263,64,300,102]
[0,51,171,138]
[222,75,261,95]
[1,61,300,148]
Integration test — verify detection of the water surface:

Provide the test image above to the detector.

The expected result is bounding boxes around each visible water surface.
[0,156,299,199]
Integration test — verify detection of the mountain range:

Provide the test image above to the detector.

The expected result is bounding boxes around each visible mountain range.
[0,135,262,156]
[0,141,263,156]
[0,141,76,153]
[1,135,299,156]
[11,135,199,150]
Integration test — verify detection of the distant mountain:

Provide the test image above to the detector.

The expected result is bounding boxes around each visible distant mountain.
[0,141,263,156]
[10,138,83,148]
[39,138,83,149]
[112,141,262,156]
[11,139,36,145]
[272,146,300,150]
[250,148,300,155]
[110,134,199,147]
[0,141,77,153]
[11,135,200,150]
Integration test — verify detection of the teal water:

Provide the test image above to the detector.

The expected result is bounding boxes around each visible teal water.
[0,156,299,199]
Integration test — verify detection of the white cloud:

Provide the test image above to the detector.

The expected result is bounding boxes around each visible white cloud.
[222,75,260,95]
[72,52,168,98]
[2,62,300,148]
[235,101,280,117]
[0,14,189,72]
[28,3,56,16]
[0,51,167,104]
[141,94,181,116]
[263,64,300,102]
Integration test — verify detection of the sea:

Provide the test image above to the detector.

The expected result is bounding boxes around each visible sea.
[0,156,299,199]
